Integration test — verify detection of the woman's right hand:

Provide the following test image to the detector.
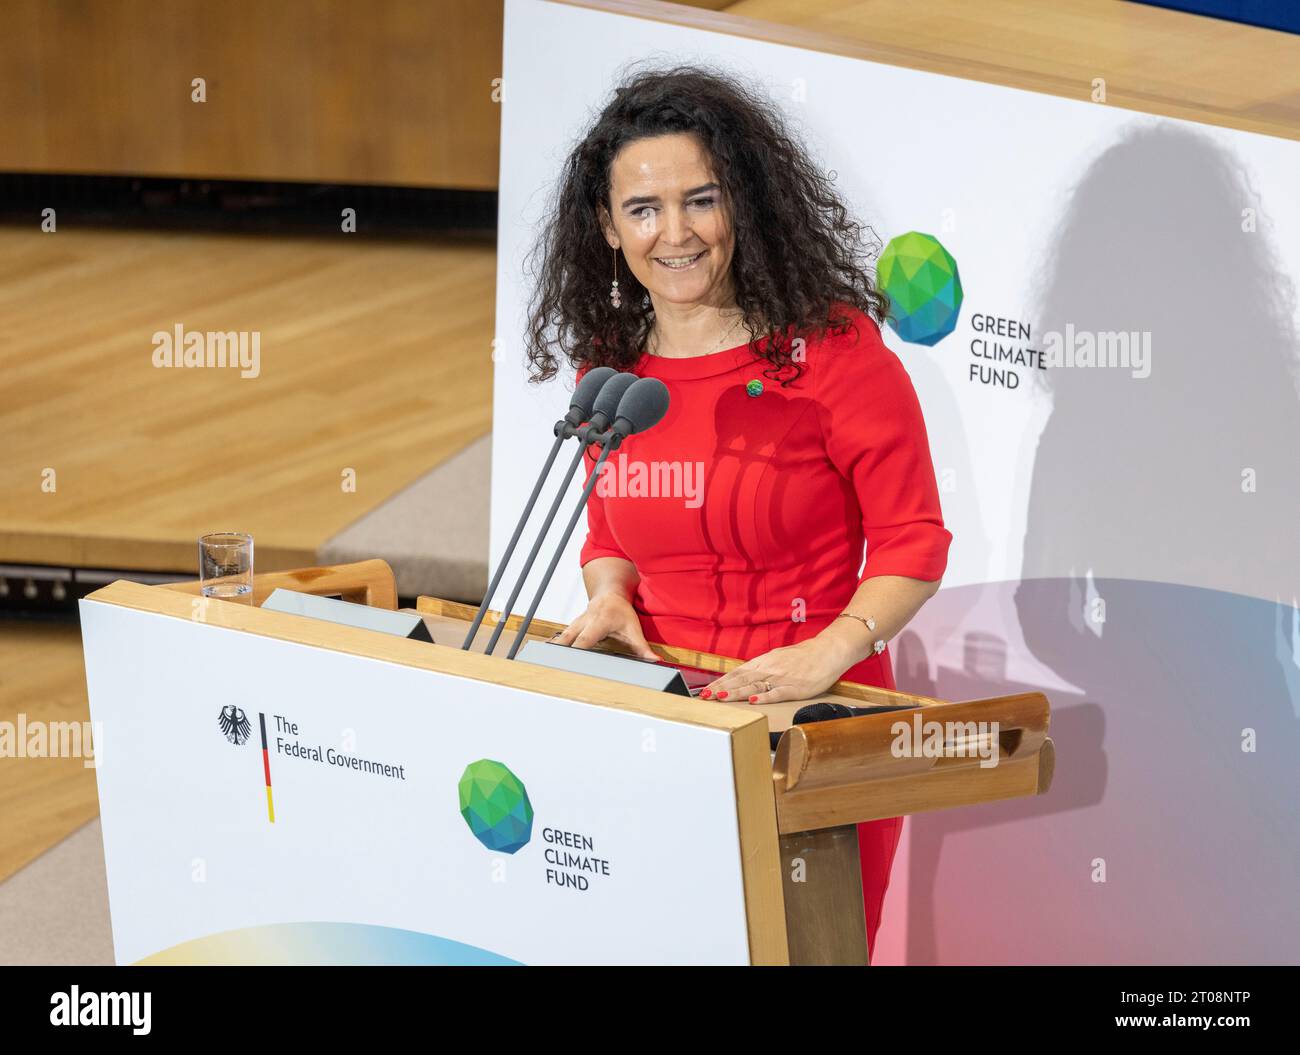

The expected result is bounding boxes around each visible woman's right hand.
[553,590,659,660]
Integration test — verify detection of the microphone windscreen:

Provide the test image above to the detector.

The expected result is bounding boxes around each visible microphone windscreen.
[591,372,639,424]
[570,366,617,420]
[613,377,670,435]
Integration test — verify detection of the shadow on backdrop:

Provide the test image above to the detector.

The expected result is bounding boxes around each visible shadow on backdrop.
[900,124,1300,964]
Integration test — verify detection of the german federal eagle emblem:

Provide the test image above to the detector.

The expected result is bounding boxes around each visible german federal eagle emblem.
[218,705,252,746]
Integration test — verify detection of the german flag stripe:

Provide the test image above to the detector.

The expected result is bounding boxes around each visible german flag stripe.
[258,712,275,823]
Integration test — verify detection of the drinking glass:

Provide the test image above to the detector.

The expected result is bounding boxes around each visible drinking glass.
[198,532,254,603]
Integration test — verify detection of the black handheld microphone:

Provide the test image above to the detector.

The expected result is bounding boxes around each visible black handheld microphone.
[793,701,920,722]
[480,371,641,655]
[506,377,670,659]
[766,700,922,750]
[461,367,618,650]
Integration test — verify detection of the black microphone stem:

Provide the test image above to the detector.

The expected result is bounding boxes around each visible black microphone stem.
[506,433,622,660]
[481,439,591,656]
[460,429,566,650]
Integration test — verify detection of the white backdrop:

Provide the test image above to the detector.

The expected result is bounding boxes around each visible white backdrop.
[492,0,1300,652]
[491,0,1300,965]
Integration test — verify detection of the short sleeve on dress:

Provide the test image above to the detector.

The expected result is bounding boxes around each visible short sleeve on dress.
[815,309,952,583]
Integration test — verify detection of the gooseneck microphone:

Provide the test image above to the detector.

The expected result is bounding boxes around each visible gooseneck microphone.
[505,376,671,659]
[461,366,618,650]
[480,371,641,655]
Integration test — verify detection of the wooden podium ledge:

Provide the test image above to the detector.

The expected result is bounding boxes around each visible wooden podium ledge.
[165,558,1054,835]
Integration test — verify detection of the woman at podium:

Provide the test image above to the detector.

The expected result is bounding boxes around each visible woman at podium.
[525,65,951,957]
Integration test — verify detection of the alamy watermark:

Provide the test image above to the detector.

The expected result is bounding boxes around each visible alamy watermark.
[891,713,1001,769]
[50,986,150,1035]
[0,714,103,768]
[594,459,704,508]
[1042,323,1151,379]
[151,324,261,378]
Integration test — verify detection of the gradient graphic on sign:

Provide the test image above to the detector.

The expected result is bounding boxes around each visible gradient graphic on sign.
[136,921,519,965]
[458,759,534,853]
[878,231,963,346]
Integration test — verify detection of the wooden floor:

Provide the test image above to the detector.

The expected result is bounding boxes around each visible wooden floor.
[0,226,495,573]
[0,226,495,884]
[0,621,98,881]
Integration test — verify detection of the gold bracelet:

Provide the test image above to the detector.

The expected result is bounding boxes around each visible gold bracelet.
[835,612,887,655]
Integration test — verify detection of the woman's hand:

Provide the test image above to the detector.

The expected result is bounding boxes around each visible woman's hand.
[703,576,942,705]
[553,590,659,660]
[700,634,856,705]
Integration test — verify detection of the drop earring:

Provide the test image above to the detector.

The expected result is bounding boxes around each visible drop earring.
[609,245,621,308]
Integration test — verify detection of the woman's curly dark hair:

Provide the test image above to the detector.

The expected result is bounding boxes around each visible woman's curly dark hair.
[523,63,891,385]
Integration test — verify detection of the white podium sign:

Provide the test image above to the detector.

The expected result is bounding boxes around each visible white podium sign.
[80,584,781,965]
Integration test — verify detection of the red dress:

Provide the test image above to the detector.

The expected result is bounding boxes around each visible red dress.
[579,305,951,956]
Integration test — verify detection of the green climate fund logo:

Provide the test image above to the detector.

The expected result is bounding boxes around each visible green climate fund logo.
[458,759,534,854]
[878,231,963,346]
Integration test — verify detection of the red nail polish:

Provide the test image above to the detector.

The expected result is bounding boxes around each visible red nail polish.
[700,690,712,699]
[716,691,729,700]
[748,695,758,703]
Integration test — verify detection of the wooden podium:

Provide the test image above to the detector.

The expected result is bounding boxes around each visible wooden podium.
[82,559,1052,966]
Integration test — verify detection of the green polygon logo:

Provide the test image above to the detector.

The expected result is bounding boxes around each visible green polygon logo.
[878,231,963,346]
[458,759,534,854]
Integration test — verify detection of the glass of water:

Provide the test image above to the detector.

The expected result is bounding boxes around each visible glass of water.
[198,532,254,603]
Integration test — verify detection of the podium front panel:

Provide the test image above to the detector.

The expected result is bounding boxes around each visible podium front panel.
[80,582,786,965]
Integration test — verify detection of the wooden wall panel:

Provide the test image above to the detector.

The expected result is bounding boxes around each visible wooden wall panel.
[0,0,504,188]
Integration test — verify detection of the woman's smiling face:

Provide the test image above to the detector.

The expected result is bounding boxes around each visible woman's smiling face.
[602,133,735,308]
